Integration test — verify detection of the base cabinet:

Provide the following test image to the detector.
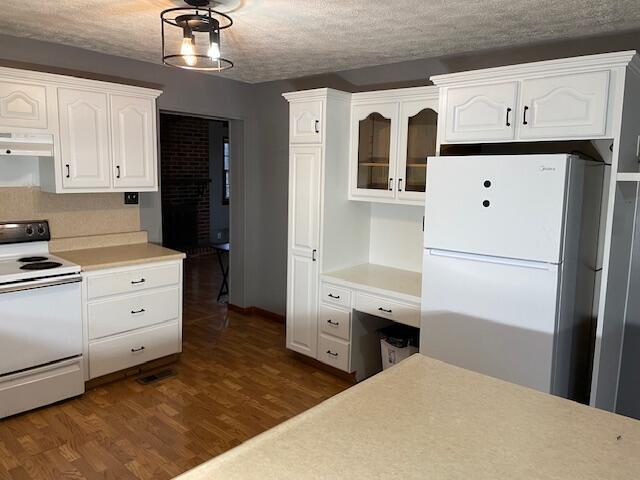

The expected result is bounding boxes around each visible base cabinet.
[83,260,183,380]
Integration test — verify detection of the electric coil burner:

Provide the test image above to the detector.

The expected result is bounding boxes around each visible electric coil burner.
[0,220,84,419]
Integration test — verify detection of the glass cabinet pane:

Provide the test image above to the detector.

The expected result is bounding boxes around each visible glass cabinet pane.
[357,112,391,190]
[405,108,437,192]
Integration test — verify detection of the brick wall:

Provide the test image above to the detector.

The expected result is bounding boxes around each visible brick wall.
[160,114,210,248]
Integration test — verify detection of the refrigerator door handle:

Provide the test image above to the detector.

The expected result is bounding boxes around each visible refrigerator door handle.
[427,249,557,271]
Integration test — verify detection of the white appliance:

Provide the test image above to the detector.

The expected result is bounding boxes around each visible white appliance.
[420,154,603,401]
[0,220,84,419]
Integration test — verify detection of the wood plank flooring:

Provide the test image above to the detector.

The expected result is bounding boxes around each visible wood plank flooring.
[0,255,354,479]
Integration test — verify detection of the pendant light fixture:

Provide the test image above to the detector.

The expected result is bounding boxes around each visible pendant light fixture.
[161,0,233,71]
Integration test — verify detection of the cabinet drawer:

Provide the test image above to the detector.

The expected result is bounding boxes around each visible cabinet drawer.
[87,263,180,299]
[320,283,352,309]
[319,304,350,341]
[88,322,181,379]
[88,287,180,340]
[355,292,420,328]
[318,334,350,372]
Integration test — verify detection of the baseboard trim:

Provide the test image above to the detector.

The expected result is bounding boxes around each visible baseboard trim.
[291,351,357,384]
[85,354,180,389]
[228,304,285,323]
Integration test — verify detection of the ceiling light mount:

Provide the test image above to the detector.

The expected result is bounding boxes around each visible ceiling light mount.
[161,0,233,72]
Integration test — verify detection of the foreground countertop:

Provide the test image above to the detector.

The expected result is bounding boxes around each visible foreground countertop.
[55,242,185,271]
[176,354,640,480]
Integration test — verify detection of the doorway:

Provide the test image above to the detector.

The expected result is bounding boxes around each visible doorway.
[159,112,231,304]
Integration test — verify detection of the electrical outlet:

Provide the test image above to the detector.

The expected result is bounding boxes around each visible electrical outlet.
[124,192,139,205]
[217,232,222,240]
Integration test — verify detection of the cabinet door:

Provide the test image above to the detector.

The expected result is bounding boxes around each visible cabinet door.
[286,146,322,357]
[444,82,517,142]
[397,99,438,203]
[289,100,323,144]
[350,102,398,200]
[57,88,111,189]
[0,81,48,130]
[518,71,609,139]
[110,95,157,189]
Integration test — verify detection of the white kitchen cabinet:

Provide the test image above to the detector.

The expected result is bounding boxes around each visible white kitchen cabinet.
[443,82,518,143]
[110,95,157,189]
[286,145,322,357]
[83,260,183,380]
[289,99,323,144]
[0,81,49,130]
[57,88,112,190]
[518,71,610,139]
[349,87,439,205]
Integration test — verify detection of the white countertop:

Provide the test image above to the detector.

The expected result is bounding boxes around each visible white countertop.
[175,354,640,480]
[322,263,421,303]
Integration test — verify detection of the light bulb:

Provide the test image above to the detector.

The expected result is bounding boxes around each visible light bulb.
[181,36,197,66]
[208,41,220,60]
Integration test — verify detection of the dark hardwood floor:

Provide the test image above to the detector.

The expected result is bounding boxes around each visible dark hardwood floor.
[0,255,353,479]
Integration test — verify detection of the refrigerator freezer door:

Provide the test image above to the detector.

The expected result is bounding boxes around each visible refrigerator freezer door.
[424,154,569,263]
[420,249,560,393]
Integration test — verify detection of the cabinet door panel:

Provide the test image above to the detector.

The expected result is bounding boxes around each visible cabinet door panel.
[111,95,157,189]
[286,145,322,358]
[519,71,609,139]
[444,82,517,142]
[290,100,323,144]
[350,102,398,199]
[0,82,48,129]
[397,98,438,202]
[58,88,111,189]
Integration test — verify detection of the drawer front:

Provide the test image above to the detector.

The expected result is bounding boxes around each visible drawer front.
[355,292,420,328]
[318,334,350,372]
[87,262,180,299]
[320,283,352,309]
[89,322,181,379]
[88,287,180,340]
[319,304,351,341]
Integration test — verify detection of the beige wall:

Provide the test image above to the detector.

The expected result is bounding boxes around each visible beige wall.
[0,187,140,239]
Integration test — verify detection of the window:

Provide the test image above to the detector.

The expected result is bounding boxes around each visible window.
[222,137,230,205]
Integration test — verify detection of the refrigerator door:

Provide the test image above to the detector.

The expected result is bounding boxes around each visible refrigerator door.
[420,249,560,393]
[424,154,569,263]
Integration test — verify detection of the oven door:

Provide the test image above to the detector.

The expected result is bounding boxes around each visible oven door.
[0,275,82,376]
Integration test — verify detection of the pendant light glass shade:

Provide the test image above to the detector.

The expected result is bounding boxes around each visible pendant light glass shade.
[161,1,233,71]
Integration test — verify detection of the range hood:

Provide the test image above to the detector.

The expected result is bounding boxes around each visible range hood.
[0,132,54,157]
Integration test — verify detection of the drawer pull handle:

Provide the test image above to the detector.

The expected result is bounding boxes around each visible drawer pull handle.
[131,278,146,285]
[327,319,340,326]
[131,346,145,353]
[328,293,340,299]
[326,350,338,357]
[378,307,392,314]
[131,308,146,314]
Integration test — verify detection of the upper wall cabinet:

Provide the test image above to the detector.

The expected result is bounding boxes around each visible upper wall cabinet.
[0,66,161,194]
[0,81,49,130]
[289,100,323,144]
[349,87,439,205]
[110,95,157,189]
[433,57,621,144]
[444,82,518,142]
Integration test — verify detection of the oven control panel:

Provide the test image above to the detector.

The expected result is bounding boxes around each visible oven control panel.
[0,220,51,244]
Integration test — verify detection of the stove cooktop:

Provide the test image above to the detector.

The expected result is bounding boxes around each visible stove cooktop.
[19,261,64,271]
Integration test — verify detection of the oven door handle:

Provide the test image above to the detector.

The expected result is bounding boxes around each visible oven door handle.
[0,275,82,295]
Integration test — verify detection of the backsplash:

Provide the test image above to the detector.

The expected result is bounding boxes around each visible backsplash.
[0,187,140,239]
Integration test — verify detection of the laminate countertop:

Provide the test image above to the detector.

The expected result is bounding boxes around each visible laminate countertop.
[175,354,640,480]
[54,242,185,271]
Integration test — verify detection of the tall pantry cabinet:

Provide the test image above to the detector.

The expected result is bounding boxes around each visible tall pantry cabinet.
[283,89,369,359]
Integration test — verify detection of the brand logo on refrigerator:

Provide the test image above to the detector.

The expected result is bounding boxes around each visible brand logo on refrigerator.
[539,166,557,171]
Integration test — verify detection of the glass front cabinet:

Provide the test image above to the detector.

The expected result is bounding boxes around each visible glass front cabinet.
[349,87,439,205]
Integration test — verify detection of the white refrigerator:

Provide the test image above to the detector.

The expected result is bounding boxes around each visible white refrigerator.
[420,154,603,401]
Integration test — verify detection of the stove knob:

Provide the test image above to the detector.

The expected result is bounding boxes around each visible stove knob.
[37,224,46,235]
[25,225,34,236]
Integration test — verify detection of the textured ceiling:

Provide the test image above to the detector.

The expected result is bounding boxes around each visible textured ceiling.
[0,1,639,83]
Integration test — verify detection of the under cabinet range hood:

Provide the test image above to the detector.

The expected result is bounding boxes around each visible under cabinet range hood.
[0,132,54,157]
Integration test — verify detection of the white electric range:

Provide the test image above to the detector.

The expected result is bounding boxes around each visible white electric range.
[0,220,84,419]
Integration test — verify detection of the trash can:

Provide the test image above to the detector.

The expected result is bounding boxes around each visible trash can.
[378,324,419,370]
